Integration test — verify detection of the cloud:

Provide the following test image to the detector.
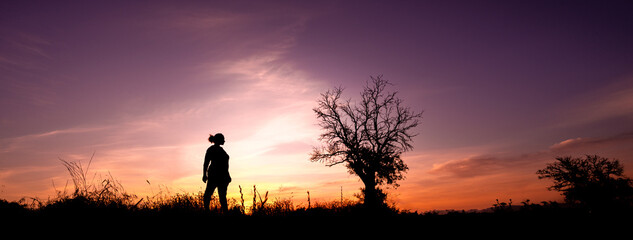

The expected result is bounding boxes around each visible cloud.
[0,3,330,202]
[0,32,52,61]
[555,77,633,127]
[0,165,62,200]
[0,126,110,154]
[428,155,513,178]
[427,131,633,180]
[549,132,633,151]
[549,133,633,169]
[0,31,60,107]
[156,8,244,31]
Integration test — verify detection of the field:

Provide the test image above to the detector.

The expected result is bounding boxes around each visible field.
[1,159,630,236]
[1,188,629,237]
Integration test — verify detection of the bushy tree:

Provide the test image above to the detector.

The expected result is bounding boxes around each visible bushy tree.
[537,155,633,211]
[311,75,422,208]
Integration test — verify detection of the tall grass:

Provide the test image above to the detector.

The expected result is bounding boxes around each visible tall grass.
[5,155,627,220]
[2,156,408,218]
[44,157,368,216]
[41,154,130,208]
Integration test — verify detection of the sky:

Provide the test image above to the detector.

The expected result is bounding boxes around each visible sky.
[1,0,633,212]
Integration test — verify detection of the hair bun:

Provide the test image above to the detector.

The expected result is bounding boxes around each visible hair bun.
[208,134,214,143]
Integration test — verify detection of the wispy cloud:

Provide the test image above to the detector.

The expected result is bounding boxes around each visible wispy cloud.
[0,31,59,106]
[549,132,633,159]
[407,130,633,211]
[0,165,62,200]
[0,32,52,62]
[428,131,633,179]
[0,4,329,202]
[0,126,110,153]
[555,77,633,127]
[428,155,508,178]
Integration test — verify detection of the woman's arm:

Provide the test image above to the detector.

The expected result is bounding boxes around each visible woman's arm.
[202,148,211,182]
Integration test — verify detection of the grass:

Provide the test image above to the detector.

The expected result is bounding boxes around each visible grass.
[1,157,382,218]
[1,158,631,235]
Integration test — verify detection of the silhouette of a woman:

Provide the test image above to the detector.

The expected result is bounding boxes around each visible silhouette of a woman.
[202,133,231,212]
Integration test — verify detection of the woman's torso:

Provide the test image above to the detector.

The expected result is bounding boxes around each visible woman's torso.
[207,145,230,182]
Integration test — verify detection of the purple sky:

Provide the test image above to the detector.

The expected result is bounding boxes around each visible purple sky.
[2,0,633,211]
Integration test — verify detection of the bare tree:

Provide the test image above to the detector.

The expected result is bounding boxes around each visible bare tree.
[311,75,422,208]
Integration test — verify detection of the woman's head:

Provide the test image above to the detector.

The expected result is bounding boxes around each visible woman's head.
[208,133,225,145]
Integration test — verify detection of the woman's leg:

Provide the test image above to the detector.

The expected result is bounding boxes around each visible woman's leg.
[218,182,229,213]
[203,182,217,211]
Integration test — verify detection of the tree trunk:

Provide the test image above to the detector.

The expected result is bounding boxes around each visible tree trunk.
[361,171,379,209]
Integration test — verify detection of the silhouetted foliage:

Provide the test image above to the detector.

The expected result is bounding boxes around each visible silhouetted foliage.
[5,151,630,235]
[311,75,422,209]
[537,155,633,213]
[0,199,28,216]
[1,193,625,235]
